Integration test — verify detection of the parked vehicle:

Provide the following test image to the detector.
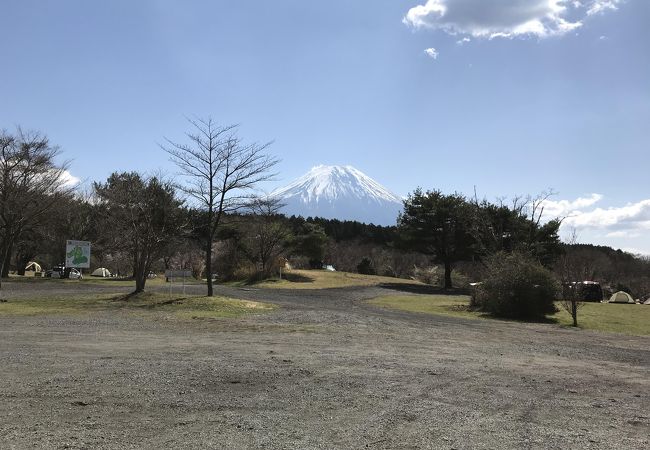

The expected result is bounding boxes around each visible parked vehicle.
[45,266,83,280]
[65,268,83,280]
[45,266,65,278]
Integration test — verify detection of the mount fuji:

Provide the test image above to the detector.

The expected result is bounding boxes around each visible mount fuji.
[269,165,403,226]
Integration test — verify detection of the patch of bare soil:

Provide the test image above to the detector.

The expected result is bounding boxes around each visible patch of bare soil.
[0,281,648,449]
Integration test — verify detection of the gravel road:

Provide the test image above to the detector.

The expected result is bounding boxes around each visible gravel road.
[1,280,648,449]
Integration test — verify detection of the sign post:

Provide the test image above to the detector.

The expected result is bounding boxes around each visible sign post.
[65,240,91,270]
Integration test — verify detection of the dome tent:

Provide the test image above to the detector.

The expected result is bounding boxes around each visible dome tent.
[608,291,635,304]
[91,267,111,277]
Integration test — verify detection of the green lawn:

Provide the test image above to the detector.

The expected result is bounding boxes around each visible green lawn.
[368,294,480,320]
[0,291,276,319]
[553,302,649,336]
[368,294,650,336]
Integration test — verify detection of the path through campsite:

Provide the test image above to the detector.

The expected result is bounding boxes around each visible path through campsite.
[1,280,648,449]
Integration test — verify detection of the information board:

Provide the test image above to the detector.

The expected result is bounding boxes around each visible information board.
[65,240,91,268]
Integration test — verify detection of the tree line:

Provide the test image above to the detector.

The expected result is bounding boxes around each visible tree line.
[2,122,648,302]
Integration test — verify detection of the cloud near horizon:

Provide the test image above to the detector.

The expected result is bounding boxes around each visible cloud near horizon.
[562,199,650,231]
[404,0,623,40]
[539,194,650,250]
[540,193,603,218]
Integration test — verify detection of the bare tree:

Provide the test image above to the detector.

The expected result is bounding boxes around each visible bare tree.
[0,128,73,288]
[557,229,585,327]
[162,118,278,296]
[244,196,291,278]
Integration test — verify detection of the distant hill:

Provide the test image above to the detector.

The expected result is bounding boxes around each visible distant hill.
[270,165,403,226]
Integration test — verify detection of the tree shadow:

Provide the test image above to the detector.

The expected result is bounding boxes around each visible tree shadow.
[379,282,470,296]
[279,272,314,283]
[482,313,561,325]
[241,272,315,286]
[111,291,193,308]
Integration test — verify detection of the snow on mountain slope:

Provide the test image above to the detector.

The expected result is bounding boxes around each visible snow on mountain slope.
[270,165,403,225]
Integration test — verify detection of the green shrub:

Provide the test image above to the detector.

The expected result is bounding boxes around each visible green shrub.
[474,252,560,320]
[357,257,376,275]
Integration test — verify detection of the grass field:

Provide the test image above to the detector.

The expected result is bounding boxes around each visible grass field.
[0,291,276,319]
[246,269,424,290]
[8,273,205,288]
[6,271,417,291]
[11,270,419,291]
[368,294,650,336]
[553,301,649,335]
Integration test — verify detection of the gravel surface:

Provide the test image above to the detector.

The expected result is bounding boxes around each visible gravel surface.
[1,280,648,449]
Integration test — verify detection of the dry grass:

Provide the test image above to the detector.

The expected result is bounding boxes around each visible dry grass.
[0,291,276,319]
[250,269,424,290]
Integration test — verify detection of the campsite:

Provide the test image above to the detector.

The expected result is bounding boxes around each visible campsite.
[3,1,650,448]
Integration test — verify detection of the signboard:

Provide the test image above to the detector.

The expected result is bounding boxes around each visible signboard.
[65,240,91,268]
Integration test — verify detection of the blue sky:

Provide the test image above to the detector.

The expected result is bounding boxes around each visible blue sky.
[1,1,649,252]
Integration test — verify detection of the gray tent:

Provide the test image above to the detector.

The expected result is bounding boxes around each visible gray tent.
[608,291,635,304]
[91,267,111,277]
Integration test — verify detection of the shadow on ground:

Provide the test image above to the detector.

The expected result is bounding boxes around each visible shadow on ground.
[379,282,470,296]
[277,273,314,283]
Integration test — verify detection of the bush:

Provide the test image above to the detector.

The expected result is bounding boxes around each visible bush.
[474,252,560,320]
[411,265,441,285]
[357,257,376,275]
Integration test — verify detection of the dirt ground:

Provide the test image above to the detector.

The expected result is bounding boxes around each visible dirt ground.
[1,281,648,449]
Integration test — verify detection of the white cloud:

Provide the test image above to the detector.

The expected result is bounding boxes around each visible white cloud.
[605,230,641,238]
[404,0,622,40]
[540,193,603,218]
[456,37,471,45]
[424,47,439,59]
[563,199,650,230]
[61,170,81,187]
[540,194,650,254]
[587,0,623,16]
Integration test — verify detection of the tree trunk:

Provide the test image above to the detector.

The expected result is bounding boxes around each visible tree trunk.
[571,299,578,327]
[132,253,138,279]
[444,260,453,289]
[2,240,13,278]
[134,274,145,293]
[16,252,32,276]
[0,240,10,289]
[132,250,149,294]
[206,241,213,297]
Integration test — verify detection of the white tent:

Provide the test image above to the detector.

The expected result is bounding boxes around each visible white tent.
[25,261,42,272]
[608,291,635,304]
[91,267,111,277]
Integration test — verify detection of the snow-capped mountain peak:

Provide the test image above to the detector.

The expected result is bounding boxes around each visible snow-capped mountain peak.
[270,165,403,225]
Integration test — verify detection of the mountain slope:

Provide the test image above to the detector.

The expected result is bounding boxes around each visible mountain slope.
[270,165,403,225]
